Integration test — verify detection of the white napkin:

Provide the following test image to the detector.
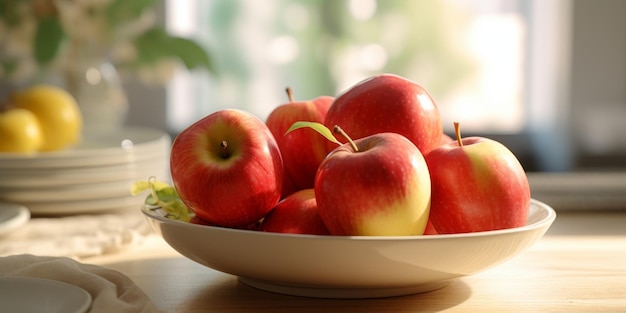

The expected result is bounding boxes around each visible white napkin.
[0,254,162,313]
[0,210,153,259]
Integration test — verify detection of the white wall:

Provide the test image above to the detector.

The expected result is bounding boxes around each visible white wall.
[570,0,626,156]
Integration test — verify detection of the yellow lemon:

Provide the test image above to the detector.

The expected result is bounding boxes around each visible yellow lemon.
[0,107,43,154]
[10,85,83,151]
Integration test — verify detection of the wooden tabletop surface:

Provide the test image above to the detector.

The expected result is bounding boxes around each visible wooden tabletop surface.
[91,211,626,313]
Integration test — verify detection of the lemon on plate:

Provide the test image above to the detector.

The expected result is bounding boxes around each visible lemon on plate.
[0,108,43,154]
[10,85,83,151]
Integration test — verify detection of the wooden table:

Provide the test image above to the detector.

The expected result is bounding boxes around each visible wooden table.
[91,212,626,312]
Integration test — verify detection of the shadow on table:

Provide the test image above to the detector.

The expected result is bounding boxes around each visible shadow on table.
[181,274,472,313]
[103,256,473,312]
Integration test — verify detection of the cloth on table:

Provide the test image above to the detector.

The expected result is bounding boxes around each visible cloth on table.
[0,210,153,259]
[0,254,162,313]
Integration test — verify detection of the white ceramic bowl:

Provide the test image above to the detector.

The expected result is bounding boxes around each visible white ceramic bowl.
[142,199,556,298]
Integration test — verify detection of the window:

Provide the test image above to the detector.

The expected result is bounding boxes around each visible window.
[166,0,529,132]
[160,0,624,172]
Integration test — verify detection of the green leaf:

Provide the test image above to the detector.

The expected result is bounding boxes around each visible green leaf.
[130,180,171,196]
[151,186,192,222]
[34,17,64,65]
[1,60,17,76]
[0,0,22,26]
[133,28,214,72]
[133,28,167,64]
[169,37,214,71]
[286,121,342,146]
[106,0,157,24]
[131,178,192,222]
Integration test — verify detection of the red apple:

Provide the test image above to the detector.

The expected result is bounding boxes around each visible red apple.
[423,219,438,235]
[324,74,442,155]
[314,128,431,236]
[190,215,262,231]
[265,88,334,196]
[439,133,455,146]
[425,122,530,234]
[170,109,284,228]
[260,189,330,235]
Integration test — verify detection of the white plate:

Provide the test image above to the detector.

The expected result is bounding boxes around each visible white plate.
[25,195,145,216]
[0,277,91,313]
[0,156,168,188]
[0,202,30,236]
[0,127,170,168]
[142,199,556,298]
[0,179,142,202]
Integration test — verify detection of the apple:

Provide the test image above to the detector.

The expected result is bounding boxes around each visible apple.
[265,88,334,196]
[439,133,455,146]
[425,122,530,234]
[170,109,284,228]
[423,219,438,235]
[190,215,262,231]
[260,188,330,235]
[10,85,82,151]
[324,74,442,155]
[314,127,431,236]
[0,107,43,154]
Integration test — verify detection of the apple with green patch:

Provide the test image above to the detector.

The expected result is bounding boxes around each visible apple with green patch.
[425,122,530,234]
[290,122,431,236]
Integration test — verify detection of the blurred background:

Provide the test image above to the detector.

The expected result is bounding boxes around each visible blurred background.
[1,0,625,174]
[151,0,623,174]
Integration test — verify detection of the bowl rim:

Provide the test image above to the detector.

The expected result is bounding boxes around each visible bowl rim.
[142,198,556,241]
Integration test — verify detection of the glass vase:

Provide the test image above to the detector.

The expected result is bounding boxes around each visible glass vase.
[60,59,129,136]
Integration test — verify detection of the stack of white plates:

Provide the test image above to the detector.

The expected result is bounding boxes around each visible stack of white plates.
[0,127,170,215]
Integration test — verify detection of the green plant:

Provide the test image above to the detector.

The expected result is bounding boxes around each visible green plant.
[0,0,213,84]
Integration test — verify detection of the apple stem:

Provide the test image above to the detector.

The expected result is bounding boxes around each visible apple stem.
[333,125,359,152]
[454,122,463,147]
[220,140,230,159]
[285,87,295,102]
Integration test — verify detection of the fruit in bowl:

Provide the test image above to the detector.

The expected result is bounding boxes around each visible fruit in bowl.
[314,126,431,236]
[265,87,334,196]
[137,72,551,298]
[169,109,284,228]
[324,73,443,155]
[260,188,330,235]
[425,122,530,234]
[161,73,532,236]
[141,198,556,298]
